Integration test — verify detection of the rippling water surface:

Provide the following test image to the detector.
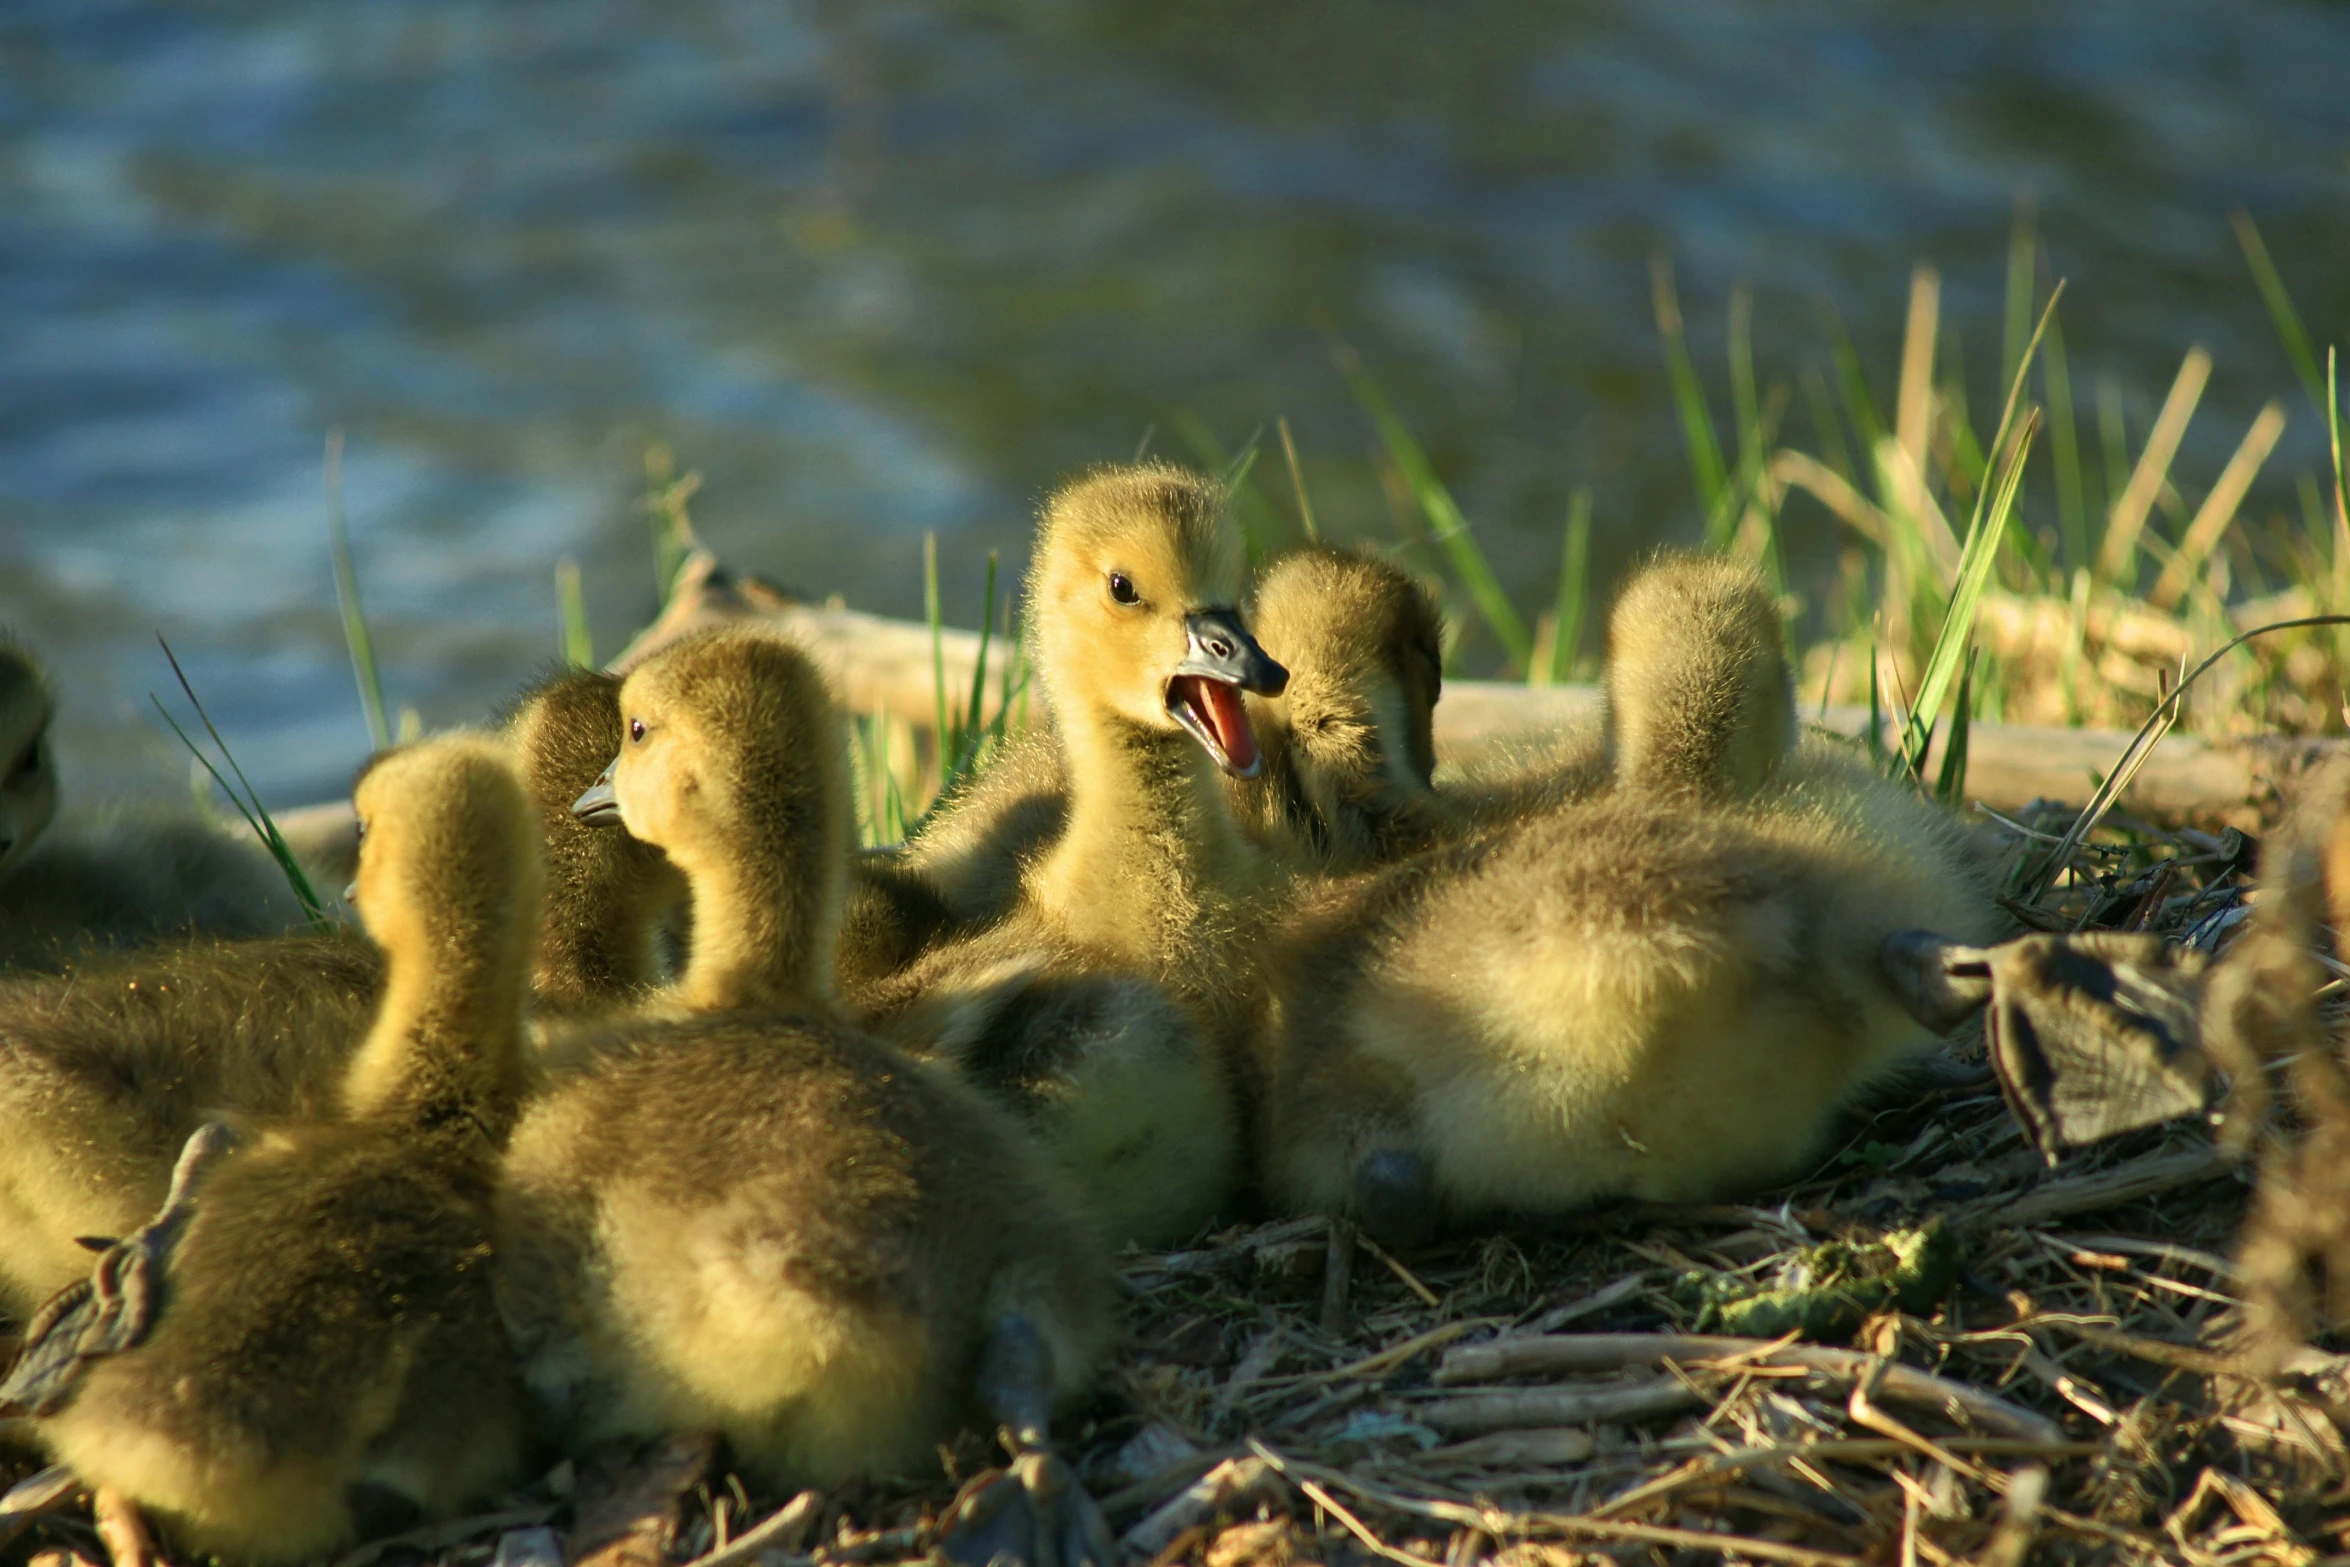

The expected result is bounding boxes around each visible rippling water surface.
[3,0,2346,804]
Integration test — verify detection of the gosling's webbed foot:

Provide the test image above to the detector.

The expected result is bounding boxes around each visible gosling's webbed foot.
[0,1122,238,1416]
[1884,929,2212,1156]
[1977,932,2211,1158]
[939,1450,1112,1567]
[1352,1146,1437,1253]
[955,1313,1111,1567]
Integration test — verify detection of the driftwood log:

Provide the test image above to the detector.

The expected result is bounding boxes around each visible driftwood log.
[269,552,2347,878]
[604,555,2344,822]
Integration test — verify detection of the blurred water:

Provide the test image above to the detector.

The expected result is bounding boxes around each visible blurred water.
[2,0,2345,805]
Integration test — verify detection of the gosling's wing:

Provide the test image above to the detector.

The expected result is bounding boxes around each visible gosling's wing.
[0,1121,239,1416]
[1982,934,2212,1159]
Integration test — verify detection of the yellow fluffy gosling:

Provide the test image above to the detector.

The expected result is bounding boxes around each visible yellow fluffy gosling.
[17,736,537,1563]
[499,628,1113,1558]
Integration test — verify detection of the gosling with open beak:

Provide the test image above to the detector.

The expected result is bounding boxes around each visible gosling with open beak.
[1163,608,1287,779]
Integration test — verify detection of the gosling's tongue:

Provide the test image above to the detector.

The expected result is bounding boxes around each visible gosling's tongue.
[1175,675,1260,776]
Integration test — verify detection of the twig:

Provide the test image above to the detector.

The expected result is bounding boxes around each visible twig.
[1592,1437,2097,1521]
[1529,1270,1653,1333]
[0,1466,78,1558]
[1418,1376,1702,1434]
[1269,1449,1864,1567]
[1354,1231,1442,1309]
[1249,1444,1444,1567]
[1434,1333,2063,1443]
[1319,1219,1354,1337]
[334,1507,559,1567]
[1961,1145,2234,1231]
[676,1492,820,1567]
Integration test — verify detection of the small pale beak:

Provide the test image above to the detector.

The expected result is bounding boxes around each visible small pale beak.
[572,758,623,825]
[342,881,358,903]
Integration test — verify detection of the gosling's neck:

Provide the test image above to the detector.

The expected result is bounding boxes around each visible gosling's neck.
[347,929,533,1144]
[668,827,843,1015]
[1033,703,1265,971]
[532,874,669,1014]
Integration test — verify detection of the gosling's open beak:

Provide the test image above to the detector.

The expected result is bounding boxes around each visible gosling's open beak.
[1165,608,1289,779]
[572,758,623,826]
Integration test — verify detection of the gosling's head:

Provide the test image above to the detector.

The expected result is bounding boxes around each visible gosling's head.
[578,628,849,894]
[499,667,685,1000]
[501,669,681,894]
[349,735,543,984]
[0,638,56,880]
[1027,464,1287,777]
[1604,553,1794,803]
[1251,547,1445,792]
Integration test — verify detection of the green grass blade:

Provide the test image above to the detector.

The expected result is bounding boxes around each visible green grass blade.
[556,556,593,668]
[1905,280,2056,765]
[1132,423,1156,462]
[1818,300,1891,464]
[1933,648,1976,807]
[1278,416,1319,542]
[1175,414,1283,558]
[2021,612,2350,902]
[2231,208,2327,414]
[2001,198,2037,398]
[923,531,949,762]
[2041,304,2087,573]
[153,638,332,928]
[640,445,701,605]
[848,713,880,848]
[1729,285,1761,487]
[1540,488,1593,687]
[882,726,908,845]
[1338,349,1534,670]
[323,431,391,751]
[1651,256,1729,521]
[1899,412,2038,781]
[2333,349,2349,550]
[1865,652,1886,771]
[1800,365,1857,484]
[944,551,1001,789]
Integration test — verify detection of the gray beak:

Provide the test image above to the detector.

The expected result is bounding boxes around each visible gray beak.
[1173,608,1288,697]
[572,758,622,825]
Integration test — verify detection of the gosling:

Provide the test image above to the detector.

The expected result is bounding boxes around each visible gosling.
[0,637,308,972]
[0,667,678,1314]
[1258,554,2001,1247]
[853,466,1294,1246]
[14,736,537,1564]
[497,627,1114,1560]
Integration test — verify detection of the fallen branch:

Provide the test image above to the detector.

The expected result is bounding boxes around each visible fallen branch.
[1433,1332,2063,1444]
[263,552,2345,876]
[1263,1444,1867,1567]
[1960,1145,2237,1232]
[1415,1375,1701,1434]
[616,554,2346,822]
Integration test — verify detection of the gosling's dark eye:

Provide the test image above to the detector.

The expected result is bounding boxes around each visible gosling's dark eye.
[8,742,36,783]
[1108,572,1138,605]
[629,719,646,743]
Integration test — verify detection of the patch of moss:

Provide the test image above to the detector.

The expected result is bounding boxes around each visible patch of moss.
[1672,1221,1957,1341]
